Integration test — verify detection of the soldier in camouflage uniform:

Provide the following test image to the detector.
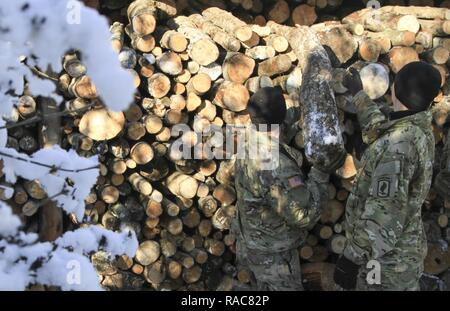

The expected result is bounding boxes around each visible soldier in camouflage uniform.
[334,62,442,291]
[434,115,450,202]
[232,87,331,291]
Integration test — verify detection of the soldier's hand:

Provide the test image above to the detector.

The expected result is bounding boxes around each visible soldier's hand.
[333,256,360,290]
[343,68,364,96]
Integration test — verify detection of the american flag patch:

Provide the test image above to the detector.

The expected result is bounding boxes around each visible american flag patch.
[287,175,303,189]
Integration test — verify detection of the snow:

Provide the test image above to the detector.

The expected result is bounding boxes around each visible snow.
[0,0,139,291]
[0,0,134,114]
[0,202,21,236]
[1,146,99,221]
[304,110,342,157]
[0,201,138,291]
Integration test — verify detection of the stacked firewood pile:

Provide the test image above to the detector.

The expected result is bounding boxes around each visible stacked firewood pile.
[3,0,450,290]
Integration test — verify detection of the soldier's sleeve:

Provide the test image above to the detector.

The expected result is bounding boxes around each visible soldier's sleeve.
[343,139,419,264]
[270,164,328,229]
[353,91,388,144]
[434,129,450,200]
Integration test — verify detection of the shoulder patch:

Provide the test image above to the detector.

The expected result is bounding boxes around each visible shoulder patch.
[287,175,304,189]
[370,174,399,199]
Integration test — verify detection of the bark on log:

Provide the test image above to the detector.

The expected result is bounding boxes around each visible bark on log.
[269,23,345,171]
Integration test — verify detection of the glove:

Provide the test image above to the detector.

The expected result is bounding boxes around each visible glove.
[343,68,364,96]
[308,166,330,183]
[333,256,360,290]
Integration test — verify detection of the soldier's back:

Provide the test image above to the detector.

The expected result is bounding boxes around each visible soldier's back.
[233,145,308,253]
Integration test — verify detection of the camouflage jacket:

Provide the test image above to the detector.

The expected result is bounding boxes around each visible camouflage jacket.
[343,91,434,277]
[434,126,450,200]
[233,139,328,253]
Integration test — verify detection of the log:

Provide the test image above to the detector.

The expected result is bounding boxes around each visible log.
[186,73,212,95]
[299,245,314,260]
[160,30,188,52]
[125,103,143,122]
[269,23,345,171]
[68,75,97,99]
[198,218,212,237]
[63,54,87,79]
[156,51,183,75]
[335,154,357,179]
[327,234,347,254]
[189,14,241,52]
[388,46,420,73]
[160,238,177,257]
[202,7,253,42]
[167,259,183,279]
[316,26,358,65]
[213,81,250,112]
[127,29,156,53]
[130,142,154,165]
[118,47,137,69]
[182,208,201,229]
[212,184,236,207]
[314,224,334,240]
[127,122,146,141]
[423,46,450,64]
[182,265,202,284]
[262,35,289,53]
[204,238,225,256]
[148,73,171,98]
[168,16,220,66]
[110,22,125,53]
[144,259,166,285]
[223,53,256,84]
[359,63,390,100]
[424,243,450,275]
[358,39,381,62]
[128,172,153,195]
[127,0,159,36]
[257,54,292,77]
[292,4,318,26]
[302,263,336,291]
[101,185,120,204]
[245,46,276,60]
[79,109,125,141]
[268,0,290,24]
[320,199,345,224]
[166,172,199,199]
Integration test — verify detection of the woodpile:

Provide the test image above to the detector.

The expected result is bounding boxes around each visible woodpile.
[3,0,450,291]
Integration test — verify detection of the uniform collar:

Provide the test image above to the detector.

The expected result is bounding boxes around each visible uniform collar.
[366,110,432,144]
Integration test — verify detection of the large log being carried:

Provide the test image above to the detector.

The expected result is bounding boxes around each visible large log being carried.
[268,22,346,171]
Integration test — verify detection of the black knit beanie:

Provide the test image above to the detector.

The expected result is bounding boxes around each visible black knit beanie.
[394,61,442,112]
[247,86,286,128]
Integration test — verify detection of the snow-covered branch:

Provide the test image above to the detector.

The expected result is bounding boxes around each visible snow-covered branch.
[0,0,139,291]
[0,201,138,290]
[0,0,134,114]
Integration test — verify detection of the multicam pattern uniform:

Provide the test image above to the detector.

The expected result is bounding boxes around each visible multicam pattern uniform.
[232,141,328,291]
[343,91,435,291]
[434,126,450,201]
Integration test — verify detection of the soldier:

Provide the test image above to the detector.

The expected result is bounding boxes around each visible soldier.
[333,62,442,291]
[434,115,450,202]
[232,87,332,291]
